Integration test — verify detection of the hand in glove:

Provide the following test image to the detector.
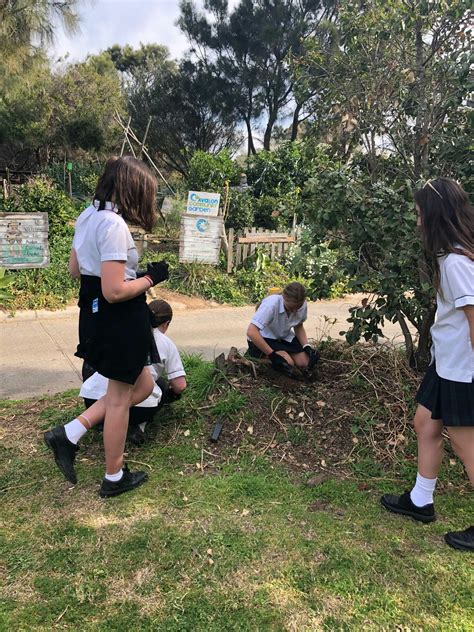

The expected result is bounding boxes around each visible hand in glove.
[303,344,320,370]
[145,261,169,285]
[269,351,300,379]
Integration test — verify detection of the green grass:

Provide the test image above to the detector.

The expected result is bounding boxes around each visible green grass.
[1,360,473,631]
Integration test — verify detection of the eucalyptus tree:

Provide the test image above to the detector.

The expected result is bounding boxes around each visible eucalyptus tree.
[179,0,337,154]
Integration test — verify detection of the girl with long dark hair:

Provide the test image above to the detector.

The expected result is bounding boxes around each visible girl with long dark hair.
[381,178,474,551]
[44,156,169,497]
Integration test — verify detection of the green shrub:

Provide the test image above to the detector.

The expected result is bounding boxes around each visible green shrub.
[226,192,255,231]
[45,162,102,200]
[187,149,240,199]
[2,177,79,239]
[284,239,351,299]
[9,235,79,310]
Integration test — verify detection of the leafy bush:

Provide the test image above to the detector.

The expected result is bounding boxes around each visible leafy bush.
[246,142,332,229]
[284,238,351,299]
[8,235,79,310]
[45,162,102,200]
[226,191,254,231]
[2,177,79,238]
[299,162,435,365]
[187,149,240,199]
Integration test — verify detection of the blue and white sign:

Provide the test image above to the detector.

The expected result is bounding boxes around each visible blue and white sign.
[179,214,223,265]
[186,191,221,216]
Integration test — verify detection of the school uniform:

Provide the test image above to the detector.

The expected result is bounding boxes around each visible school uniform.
[80,329,186,426]
[416,252,474,426]
[73,200,152,385]
[247,293,308,357]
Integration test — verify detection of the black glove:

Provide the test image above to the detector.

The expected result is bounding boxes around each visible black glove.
[303,345,320,370]
[146,261,169,285]
[157,376,181,404]
[269,351,300,379]
[269,351,289,370]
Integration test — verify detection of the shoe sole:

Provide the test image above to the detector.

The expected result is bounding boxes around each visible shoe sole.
[380,496,436,524]
[444,535,474,552]
[99,474,148,498]
[44,432,77,484]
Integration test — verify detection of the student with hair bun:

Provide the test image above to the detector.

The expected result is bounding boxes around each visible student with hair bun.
[80,299,186,446]
[247,282,319,375]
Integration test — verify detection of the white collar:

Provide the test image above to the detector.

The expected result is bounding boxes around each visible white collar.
[93,199,119,213]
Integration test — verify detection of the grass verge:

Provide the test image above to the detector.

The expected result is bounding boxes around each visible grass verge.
[1,350,473,631]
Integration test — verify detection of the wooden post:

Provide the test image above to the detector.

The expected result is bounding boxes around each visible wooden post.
[2,179,8,200]
[138,116,152,159]
[120,116,132,156]
[67,171,73,198]
[227,228,235,273]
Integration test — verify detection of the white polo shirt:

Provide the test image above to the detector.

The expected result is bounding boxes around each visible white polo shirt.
[80,329,186,407]
[431,252,474,383]
[250,294,307,342]
[72,201,138,280]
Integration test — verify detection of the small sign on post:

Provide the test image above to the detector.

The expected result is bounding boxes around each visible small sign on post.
[179,214,223,265]
[0,213,50,269]
[186,191,221,216]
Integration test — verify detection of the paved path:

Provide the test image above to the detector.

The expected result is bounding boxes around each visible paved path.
[0,295,406,399]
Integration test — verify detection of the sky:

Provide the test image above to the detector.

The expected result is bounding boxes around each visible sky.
[50,0,239,63]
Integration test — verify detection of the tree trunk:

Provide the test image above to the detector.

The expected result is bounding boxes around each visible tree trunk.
[263,112,277,151]
[415,302,436,370]
[290,103,302,141]
[244,116,256,156]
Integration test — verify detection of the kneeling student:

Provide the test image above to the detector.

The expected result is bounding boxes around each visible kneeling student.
[80,299,186,445]
[247,282,319,374]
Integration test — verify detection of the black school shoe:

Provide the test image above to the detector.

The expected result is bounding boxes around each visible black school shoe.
[445,526,474,552]
[380,491,436,523]
[44,426,79,484]
[127,425,146,447]
[99,464,148,498]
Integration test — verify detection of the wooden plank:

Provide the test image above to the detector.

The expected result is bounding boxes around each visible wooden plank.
[227,228,235,273]
[179,214,223,265]
[237,235,295,244]
[0,212,49,269]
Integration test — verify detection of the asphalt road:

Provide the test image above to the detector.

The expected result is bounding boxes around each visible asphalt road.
[0,295,407,399]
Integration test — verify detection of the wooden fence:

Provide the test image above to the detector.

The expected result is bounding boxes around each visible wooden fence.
[226,227,297,273]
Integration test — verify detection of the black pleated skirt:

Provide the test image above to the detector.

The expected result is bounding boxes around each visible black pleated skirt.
[75,275,152,385]
[416,363,474,427]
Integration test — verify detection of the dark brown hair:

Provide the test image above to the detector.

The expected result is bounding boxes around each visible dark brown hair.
[414,178,474,292]
[94,156,157,232]
[149,299,173,327]
[282,282,306,305]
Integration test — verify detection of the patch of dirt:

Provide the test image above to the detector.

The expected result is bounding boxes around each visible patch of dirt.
[146,287,224,310]
[195,342,426,481]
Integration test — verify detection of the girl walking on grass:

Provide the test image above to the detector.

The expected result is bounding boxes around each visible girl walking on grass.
[44,156,169,497]
[381,178,474,552]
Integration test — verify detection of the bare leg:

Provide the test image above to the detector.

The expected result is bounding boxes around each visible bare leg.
[447,427,474,485]
[79,368,155,429]
[103,368,154,474]
[276,351,295,365]
[413,404,444,479]
[292,351,309,368]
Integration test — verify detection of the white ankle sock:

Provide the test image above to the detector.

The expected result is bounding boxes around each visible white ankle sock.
[64,418,88,445]
[410,473,437,507]
[105,469,123,482]
[138,422,146,432]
